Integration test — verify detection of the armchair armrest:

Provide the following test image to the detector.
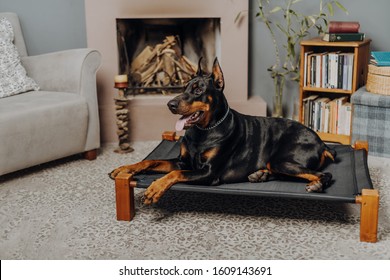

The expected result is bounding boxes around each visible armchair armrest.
[21,48,101,94]
[21,48,102,151]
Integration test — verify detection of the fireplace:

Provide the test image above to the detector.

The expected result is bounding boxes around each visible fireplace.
[117,18,221,94]
[85,0,266,142]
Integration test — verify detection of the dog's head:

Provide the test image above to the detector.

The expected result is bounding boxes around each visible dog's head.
[168,58,226,131]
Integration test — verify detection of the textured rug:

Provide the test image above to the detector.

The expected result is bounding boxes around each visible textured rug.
[0,141,389,260]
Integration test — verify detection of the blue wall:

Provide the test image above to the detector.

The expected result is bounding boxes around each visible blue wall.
[1,0,389,117]
[0,0,87,55]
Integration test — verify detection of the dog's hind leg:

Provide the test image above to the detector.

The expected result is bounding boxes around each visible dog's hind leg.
[267,161,332,192]
[248,168,271,183]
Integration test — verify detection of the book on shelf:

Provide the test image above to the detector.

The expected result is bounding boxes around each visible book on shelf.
[303,51,313,87]
[328,21,360,33]
[303,95,318,129]
[303,51,354,90]
[370,51,390,67]
[337,102,352,135]
[322,32,365,42]
[302,96,351,136]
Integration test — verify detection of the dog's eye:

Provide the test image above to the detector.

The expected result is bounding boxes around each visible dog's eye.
[194,87,203,96]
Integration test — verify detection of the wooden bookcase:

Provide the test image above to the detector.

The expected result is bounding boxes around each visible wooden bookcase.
[299,37,371,144]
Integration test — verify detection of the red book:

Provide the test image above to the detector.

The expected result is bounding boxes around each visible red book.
[328,21,360,33]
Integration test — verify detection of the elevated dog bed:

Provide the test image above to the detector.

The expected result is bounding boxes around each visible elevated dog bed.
[114,132,379,243]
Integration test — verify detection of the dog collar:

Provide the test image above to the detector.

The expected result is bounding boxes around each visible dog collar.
[195,107,230,131]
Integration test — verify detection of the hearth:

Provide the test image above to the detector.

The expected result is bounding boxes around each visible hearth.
[117,18,220,94]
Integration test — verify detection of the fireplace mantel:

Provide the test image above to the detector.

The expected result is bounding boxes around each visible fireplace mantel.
[85,0,266,142]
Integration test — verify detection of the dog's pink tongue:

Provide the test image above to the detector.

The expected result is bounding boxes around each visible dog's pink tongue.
[175,116,190,131]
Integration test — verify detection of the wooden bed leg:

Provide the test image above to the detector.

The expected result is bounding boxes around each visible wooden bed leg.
[162,131,180,141]
[356,189,379,243]
[115,173,136,221]
[353,140,369,153]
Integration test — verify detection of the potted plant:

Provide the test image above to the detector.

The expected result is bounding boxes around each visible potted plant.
[255,0,347,117]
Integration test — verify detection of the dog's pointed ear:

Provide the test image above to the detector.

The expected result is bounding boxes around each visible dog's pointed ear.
[196,57,204,76]
[212,58,224,91]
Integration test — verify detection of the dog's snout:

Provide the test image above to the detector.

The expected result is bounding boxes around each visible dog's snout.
[167,99,179,113]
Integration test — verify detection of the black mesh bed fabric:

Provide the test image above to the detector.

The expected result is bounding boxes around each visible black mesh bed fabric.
[134,139,373,203]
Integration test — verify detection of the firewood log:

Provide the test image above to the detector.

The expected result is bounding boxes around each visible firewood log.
[181,56,197,73]
[130,46,154,73]
[129,35,198,88]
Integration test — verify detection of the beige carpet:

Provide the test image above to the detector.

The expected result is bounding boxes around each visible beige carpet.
[0,141,389,259]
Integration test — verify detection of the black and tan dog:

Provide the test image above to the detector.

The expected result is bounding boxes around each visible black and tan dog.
[110,58,336,204]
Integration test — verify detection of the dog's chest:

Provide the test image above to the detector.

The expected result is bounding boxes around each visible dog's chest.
[187,146,214,169]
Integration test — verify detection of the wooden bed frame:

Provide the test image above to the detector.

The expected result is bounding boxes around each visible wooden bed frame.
[114,132,379,243]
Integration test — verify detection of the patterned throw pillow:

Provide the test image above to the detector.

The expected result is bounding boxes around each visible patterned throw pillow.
[0,17,39,98]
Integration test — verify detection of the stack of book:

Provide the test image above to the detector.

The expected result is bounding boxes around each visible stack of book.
[367,51,390,95]
[302,95,351,136]
[303,51,354,90]
[322,21,365,42]
[370,51,390,67]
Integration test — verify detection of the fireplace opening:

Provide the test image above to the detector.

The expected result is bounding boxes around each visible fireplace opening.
[116,18,221,94]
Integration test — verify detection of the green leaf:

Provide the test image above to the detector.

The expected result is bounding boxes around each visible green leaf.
[270,6,282,13]
[268,64,277,72]
[304,17,309,27]
[289,9,298,17]
[327,2,334,16]
[308,15,316,25]
[292,0,303,4]
[288,42,295,57]
[291,74,300,81]
[335,1,349,14]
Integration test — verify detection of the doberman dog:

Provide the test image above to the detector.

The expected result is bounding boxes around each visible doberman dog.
[110,58,336,205]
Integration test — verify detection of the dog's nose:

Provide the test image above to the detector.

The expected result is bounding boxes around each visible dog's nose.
[167,99,179,113]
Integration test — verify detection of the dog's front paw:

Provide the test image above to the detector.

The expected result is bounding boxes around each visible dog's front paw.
[248,169,270,183]
[108,166,131,180]
[143,181,167,205]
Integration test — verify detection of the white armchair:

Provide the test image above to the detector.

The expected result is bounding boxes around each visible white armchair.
[0,13,102,176]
